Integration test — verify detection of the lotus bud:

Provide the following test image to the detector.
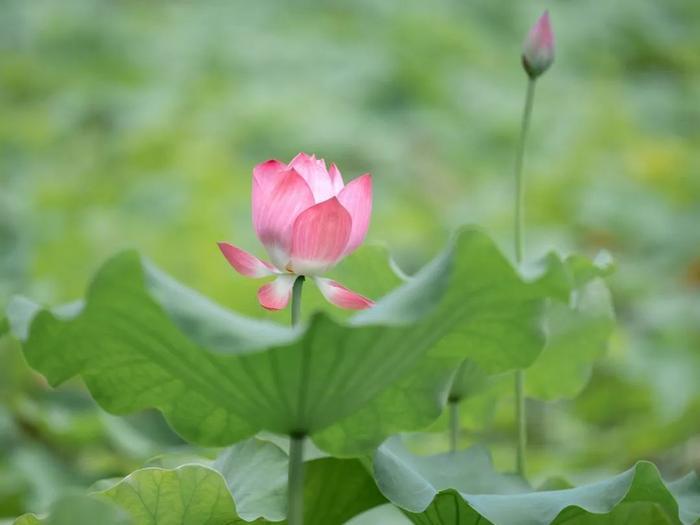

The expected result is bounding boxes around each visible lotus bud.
[522,11,554,79]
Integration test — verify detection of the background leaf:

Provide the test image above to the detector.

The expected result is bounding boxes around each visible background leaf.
[373,437,700,525]
[526,279,616,400]
[373,436,529,513]
[13,495,131,525]
[99,465,257,525]
[213,439,288,522]
[88,438,385,525]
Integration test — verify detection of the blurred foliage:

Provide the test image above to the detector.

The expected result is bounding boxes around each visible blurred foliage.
[0,0,699,519]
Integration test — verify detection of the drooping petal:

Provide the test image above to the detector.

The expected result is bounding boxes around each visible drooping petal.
[337,173,372,255]
[218,242,276,278]
[289,152,334,202]
[252,168,315,269]
[289,197,352,275]
[257,275,297,310]
[314,277,373,310]
[328,163,345,194]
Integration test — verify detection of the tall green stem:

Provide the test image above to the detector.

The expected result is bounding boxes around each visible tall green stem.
[513,77,537,478]
[288,276,305,525]
[288,434,305,525]
[514,78,536,264]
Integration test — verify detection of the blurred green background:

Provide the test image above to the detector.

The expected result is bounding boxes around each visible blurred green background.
[1,0,699,519]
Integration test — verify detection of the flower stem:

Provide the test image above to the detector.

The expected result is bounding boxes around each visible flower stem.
[449,400,459,453]
[291,276,305,327]
[513,77,537,478]
[287,433,305,525]
[288,276,306,525]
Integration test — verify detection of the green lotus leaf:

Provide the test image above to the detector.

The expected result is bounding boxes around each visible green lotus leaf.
[213,437,385,524]
[441,253,615,419]
[0,314,10,339]
[373,436,529,513]
[447,360,490,402]
[565,251,615,289]
[214,438,289,522]
[431,251,615,441]
[526,278,616,400]
[98,465,258,525]
[373,437,700,525]
[13,494,131,525]
[6,228,548,455]
[300,457,386,525]
[28,436,382,525]
[520,250,615,401]
[523,250,614,301]
[429,371,510,442]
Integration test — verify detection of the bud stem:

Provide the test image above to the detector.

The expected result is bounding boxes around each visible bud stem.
[513,76,537,479]
[514,77,536,264]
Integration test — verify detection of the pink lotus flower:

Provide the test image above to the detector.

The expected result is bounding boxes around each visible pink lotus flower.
[219,153,374,311]
[522,11,554,78]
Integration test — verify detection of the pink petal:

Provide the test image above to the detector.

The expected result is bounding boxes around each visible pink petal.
[257,275,297,310]
[252,168,315,269]
[289,152,334,202]
[252,159,288,193]
[218,242,276,278]
[328,163,345,194]
[289,197,352,275]
[337,174,372,256]
[523,11,554,78]
[531,11,554,50]
[314,277,373,310]
[252,160,288,220]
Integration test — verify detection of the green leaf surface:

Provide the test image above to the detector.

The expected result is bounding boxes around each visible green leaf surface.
[13,494,131,525]
[0,314,10,339]
[99,465,257,525]
[447,360,490,402]
[427,368,509,439]
[302,458,386,525]
[26,440,384,525]
[213,437,386,525]
[373,438,700,525]
[526,279,616,400]
[374,437,529,513]
[524,251,614,302]
[347,504,412,525]
[558,502,675,524]
[435,253,615,436]
[214,438,288,522]
[7,228,548,454]
[523,251,616,400]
